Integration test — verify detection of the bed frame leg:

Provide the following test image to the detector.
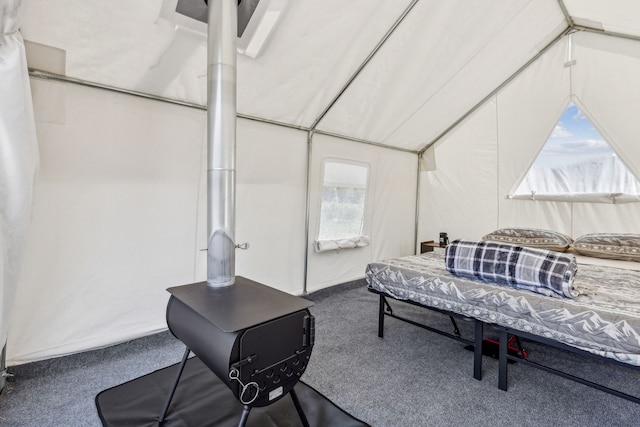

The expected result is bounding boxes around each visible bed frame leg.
[498,328,508,391]
[473,321,483,380]
[378,295,385,338]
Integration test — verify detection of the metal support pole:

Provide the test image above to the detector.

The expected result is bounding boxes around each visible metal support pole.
[498,328,509,391]
[473,321,483,381]
[378,295,386,338]
[302,130,313,295]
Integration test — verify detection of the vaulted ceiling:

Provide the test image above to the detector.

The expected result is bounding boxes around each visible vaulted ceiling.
[21,0,640,153]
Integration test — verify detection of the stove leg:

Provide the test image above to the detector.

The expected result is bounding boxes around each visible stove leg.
[290,388,310,427]
[159,347,191,424]
[237,405,251,427]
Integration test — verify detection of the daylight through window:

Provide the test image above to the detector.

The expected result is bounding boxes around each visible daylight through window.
[511,103,640,202]
[318,161,369,240]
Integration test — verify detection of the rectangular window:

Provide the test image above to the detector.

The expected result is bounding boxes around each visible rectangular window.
[318,160,369,241]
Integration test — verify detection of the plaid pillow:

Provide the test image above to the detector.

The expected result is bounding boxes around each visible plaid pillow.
[445,239,578,298]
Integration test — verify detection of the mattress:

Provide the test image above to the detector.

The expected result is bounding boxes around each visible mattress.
[366,251,640,366]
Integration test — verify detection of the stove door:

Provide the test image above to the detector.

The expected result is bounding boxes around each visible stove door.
[236,309,314,406]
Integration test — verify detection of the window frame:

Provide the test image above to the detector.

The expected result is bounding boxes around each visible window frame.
[508,100,640,204]
[315,158,371,249]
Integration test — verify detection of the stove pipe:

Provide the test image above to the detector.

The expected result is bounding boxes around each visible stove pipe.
[207,0,237,287]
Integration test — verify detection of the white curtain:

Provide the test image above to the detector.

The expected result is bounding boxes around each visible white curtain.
[0,0,38,365]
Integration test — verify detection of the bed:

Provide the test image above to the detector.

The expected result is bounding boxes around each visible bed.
[365,247,640,403]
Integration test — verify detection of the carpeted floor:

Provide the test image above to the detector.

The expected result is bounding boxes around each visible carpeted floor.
[1,281,640,426]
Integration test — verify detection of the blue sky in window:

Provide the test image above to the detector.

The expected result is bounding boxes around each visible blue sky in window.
[535,103,613,168]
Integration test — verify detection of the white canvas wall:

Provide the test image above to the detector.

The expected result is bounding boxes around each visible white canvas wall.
[420,32,640,244]
[419,98,499,244]
[8,79,417,364]
[306,134,417,292]
[9,79,206,364]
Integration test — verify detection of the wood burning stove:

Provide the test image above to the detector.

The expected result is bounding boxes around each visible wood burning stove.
[159,276,314,426]
[158,3,314,425]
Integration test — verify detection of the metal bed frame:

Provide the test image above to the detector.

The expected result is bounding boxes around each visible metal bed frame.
[370,286,640,405]
[370,288,484,382]
[495,326,640,404]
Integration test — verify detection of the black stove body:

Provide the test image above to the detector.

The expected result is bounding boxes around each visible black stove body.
[162,277,314,417]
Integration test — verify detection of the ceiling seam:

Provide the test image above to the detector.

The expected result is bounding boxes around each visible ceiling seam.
[308,0,421,133]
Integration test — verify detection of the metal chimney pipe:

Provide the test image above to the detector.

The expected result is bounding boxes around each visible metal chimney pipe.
[207,0,237,287]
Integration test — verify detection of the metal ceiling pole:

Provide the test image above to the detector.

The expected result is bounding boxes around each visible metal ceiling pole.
[300,0,421,295]
[27,71,418,155]
[418,26,572,155]
[28,70,206,110]
[309,0,421,132]
[577,26,640,43]
[206,0,237,287]
[556,0,574,27]
[314,129,417,154]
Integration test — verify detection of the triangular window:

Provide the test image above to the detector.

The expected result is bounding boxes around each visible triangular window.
[510,103,640,203]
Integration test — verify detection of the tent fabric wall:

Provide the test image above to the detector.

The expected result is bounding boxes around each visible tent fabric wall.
[8,81,418,364]
[421,31,640,246]
[419,98,499,244]
[8,79,206,365]
[497,35,573,232]
[0,0,38,365]
[193,118,309,295]
[306,134,417,293]
[9,0,640,366]
[571,32,640,182]
[498,39,571,200]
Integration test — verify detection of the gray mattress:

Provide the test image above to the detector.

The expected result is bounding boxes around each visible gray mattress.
[366,251,640,366]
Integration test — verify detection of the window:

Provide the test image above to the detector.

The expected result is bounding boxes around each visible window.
[318,160,369,241]
[511,103,640,203]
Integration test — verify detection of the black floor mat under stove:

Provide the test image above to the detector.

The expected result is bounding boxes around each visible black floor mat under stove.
[96,356,370,427]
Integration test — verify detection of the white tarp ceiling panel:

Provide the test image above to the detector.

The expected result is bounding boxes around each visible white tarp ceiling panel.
[237,0,414,127]
[19,0,640,153]
[317,0,566,151]
[564,0,640,38]
[21,0,415,127]
[22,1,207,102]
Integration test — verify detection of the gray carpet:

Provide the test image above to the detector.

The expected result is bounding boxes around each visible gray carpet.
[1,281,639,426]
